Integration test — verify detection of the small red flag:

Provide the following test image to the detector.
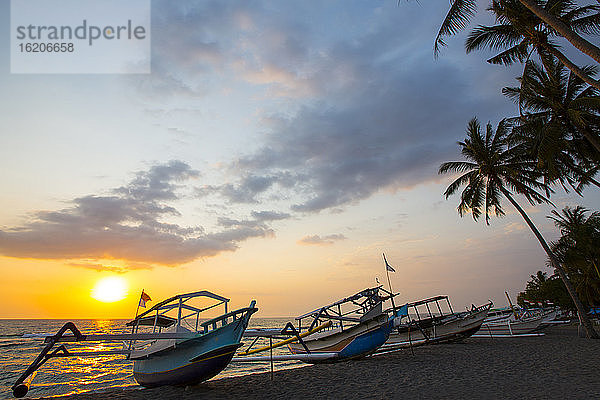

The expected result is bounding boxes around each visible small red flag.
[139,291,151,308]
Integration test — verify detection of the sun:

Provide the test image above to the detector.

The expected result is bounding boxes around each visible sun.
[91,276,128,302]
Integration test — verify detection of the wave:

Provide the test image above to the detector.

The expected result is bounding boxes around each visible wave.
[0,342,29,349]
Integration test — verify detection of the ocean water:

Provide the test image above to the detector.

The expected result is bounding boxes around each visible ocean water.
[0,318,303,399]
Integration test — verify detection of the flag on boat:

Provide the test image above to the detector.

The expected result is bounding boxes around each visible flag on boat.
[383,253,395,272]
[139,291,151,308]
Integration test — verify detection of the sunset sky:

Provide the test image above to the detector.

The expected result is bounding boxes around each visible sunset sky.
[1,0,598,319]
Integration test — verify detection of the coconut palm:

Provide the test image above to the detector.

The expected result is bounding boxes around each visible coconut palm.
[439,117,599,338]
[463,0,600,91]
[517,0,600,63]
[518,271,573,309]
[435,0,600,63]
[528,270,549,292]
[434,0,600,88]
[503,57,600,178]
[510,116,599,192]
[550,206,600,306]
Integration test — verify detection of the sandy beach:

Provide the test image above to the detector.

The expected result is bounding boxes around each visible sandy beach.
[35,324,600,400]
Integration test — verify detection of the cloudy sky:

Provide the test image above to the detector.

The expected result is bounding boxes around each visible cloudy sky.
[1,0,598,318]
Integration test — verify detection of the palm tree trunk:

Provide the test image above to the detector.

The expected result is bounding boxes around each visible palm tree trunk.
[542,43,600,94]
[499,186,599,338]
[518,0,600,64]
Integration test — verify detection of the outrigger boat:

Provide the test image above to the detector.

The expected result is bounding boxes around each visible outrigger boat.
[233,287,395,365]
[285,287,394,362]
[378,296,492,352]
[473,292,560,337]
[12,291,257,398]
[474,307,559,337]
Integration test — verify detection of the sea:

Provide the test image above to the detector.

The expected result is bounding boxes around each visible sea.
[0,318,303,399]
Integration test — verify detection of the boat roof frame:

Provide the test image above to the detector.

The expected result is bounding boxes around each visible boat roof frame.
[295,286,385,321]
[131,290,230,325]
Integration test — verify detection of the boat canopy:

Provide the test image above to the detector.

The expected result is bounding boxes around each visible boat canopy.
[404,295,448,308]
[296,287,384,320]
[293,287,391,334]
[128,290,230,326]
[126,315,177,328]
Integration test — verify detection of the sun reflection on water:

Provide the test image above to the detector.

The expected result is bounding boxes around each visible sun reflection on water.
[1,318,299,397]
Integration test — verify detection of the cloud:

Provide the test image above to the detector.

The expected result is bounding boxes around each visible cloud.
[297,234,347,246]
[68,262,153,274]
[0,161,278,267]
[196,172,299,205]
[224,57,476,212]
[503,222,526,234]
[173,3,515,214]
[138,2,516,214]
[250,210,291,221]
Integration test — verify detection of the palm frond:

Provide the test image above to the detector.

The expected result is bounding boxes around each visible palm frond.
[438,161,478,175]
[484,175,504,224]
[443,170,479,198]
[569,96,600,112]
[570,10,600,35]
[465,24,522,53]
[502,85,522,104]
[434,0,479,57]
[486,42,529,65]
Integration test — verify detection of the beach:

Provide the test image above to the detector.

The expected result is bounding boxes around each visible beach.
[38,325,600,400]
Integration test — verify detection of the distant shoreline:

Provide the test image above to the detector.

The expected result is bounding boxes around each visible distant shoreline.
[36,324,600,400]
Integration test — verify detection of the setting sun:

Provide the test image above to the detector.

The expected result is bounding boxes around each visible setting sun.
[91,277,128,303]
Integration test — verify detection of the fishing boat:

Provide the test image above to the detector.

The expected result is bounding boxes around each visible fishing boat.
[475,307,559,337]
[12,291,257,398]
[378,296,492,351]
[285,287,395,362]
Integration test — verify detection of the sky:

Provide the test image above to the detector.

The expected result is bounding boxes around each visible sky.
[0,0,598,319]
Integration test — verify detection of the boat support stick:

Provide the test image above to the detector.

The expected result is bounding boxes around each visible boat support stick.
[12,322,84,398]
[239,321,332,356]
[505,291,519,320]
[280,322,311,353]
[270,337,274,381]
[407,324,414,356]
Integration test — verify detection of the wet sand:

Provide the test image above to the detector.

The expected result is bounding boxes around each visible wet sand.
[39,325,600,400]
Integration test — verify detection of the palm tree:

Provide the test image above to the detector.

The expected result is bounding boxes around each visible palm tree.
[518,270,573,309]
[439,117,599,338]
[518,0,600,64]
[550,206,600,306]
[435,0,600,64]
[463,0,600,91]
[503,57,600,175]
[528,270,549,291]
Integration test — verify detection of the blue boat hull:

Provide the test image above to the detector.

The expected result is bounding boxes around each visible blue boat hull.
[133,312,252,387]
[338,319,394,360]
[288,316,394,363]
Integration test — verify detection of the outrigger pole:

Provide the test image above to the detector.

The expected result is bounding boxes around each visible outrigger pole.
[11,324,197,398]
[12,322,87,398]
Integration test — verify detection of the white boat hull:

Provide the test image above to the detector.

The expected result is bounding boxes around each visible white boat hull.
[382,304,490,350]
[476,309,558,337]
